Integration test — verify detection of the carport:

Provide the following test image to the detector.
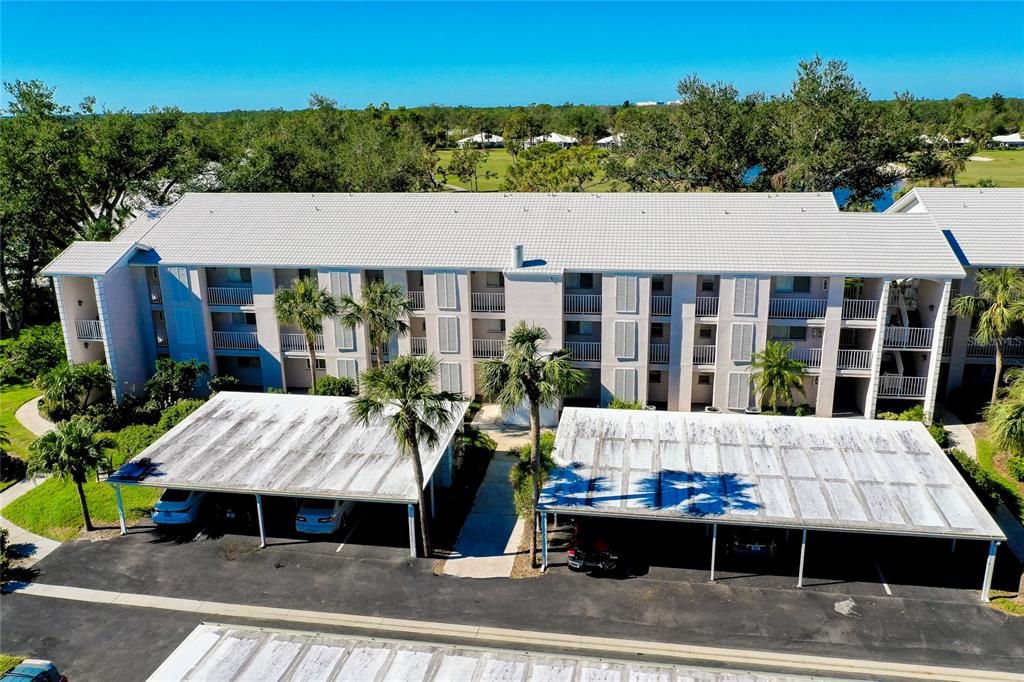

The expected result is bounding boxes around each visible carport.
[538,408,1006,601]
[109,392,468,557]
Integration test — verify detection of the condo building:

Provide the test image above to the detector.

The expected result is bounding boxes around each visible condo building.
[41,189,1022,421]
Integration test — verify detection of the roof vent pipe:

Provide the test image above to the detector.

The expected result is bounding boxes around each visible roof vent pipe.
[511,245,524,269]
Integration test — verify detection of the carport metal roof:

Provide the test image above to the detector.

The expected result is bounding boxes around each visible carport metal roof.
[110,392,468,504]
[539,409,1004,542]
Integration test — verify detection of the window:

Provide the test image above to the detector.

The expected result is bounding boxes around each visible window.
[614,320,637,359]
[566,321,593,337]
[436,272,458,310]
[697,374,712,386]
[730,323,755,363]
[698,327,713,339]
[485,272,503,288]
[615,275,638,314]
[652,275,666,293]
[487,319,506,333]
[614,368,637,402]
[305,358,327,370]
[651,323,665,339]
[230,312,256,326]
[226,268,251,283]
[775,276,811,293]
[727,372,751,410]
[337,358,358,379]
[733,276,757,316]
[438,316,460,353]
[439,362,462,393]
[701,279,715,293]
[566,273,594,290]
[769,326,807,341]
[237,356,261,369]
[648,371,662,384]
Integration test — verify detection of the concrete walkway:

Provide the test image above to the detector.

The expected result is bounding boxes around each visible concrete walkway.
[939,408,977,460]
[443,455,524,578]
[14,396,56,436]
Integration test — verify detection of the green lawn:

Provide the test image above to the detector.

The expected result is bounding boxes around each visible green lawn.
[1,382,42,460]
[0,656,23,675]
[959,149,1024,187]
[436,149,515,191]
[976,437,1024,522]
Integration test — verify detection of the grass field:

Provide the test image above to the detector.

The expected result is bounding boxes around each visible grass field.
[435,148,617,192]
[0,656,23,675]
[959,149,1024,187]
[1,382,42,460]
[976,437,1024,523]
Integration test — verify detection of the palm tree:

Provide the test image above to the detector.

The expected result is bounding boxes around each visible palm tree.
[28,418,112,532]
[479,322,587,566]
[750,341,807,412]
[274,277,340,392]
[951,268,1024,405]
[338,280,412,368]
[349,355,461,557]
[984,368,1024,457]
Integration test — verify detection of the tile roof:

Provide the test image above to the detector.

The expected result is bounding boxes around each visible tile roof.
[40,240,141,277]
[104,192,965,278]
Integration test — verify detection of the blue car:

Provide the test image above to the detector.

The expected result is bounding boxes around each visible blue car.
[1,659,66,682]
[296,499,356,535]
[152,489,207,526]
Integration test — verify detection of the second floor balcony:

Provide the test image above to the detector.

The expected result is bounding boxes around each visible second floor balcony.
[410,336,427,356]
[207,286,254,307]
[883,326,933,349]
[471,292,505,313]
[695,296,719,317]
[651,295,672,317]
[213,331,258,350]
[407,290,425,310]
[788,347,821,368]
[564,294,602,315]
[281,332,324,353]
[566,341,601,362]
[837,349,872,370]
[75,319,103,341]
[842,298,879,320]
[472,338,506,358]
[877,374,927,398]
[769,298,827,319]
[693,344,716,365]
[649,343,670,364]
[148,284,163,305]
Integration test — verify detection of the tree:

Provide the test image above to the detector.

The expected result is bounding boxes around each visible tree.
[749,341,807,412]
[144,358,209,410]
[309,375,357,396]
[28,418,112,532]
[940,141,977,187]
[503,144,607,192]
[338,280,411,368]
[35,361,113,421]
[984,369,1024,457]
[951,268,1024,404]
[349,355,462,557]
[274,277,340,392]
[502,112,532,162]
[445,146,492,191]
[479,322,587,565]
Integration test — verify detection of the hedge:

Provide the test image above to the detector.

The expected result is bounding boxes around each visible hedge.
[948,448,1023,522]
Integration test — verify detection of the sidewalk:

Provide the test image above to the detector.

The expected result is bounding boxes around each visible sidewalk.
[14,396,55,436]
[939,408,977,460]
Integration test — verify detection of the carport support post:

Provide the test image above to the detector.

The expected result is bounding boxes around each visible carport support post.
[709,523,717,582]
[540,511,549,572]
[797,529,808,588]
[255,494,266,549]
[981,540,1000,603]
[407,504,417,559]
[429,479,435,519]
[114,484,127,535]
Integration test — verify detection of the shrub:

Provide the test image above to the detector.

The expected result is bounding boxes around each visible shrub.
[609,398,645,410]
[309,376,357,397]
[1,451,26,483]
[928,423,950,448]
[949,448,1023,520]
[1009,456,1024,483]
[0,527,12,577]
[509,432,556,517]
[878,405,926,422]
[0,323,65,383]
[157,399,206,432]
[208,374,240,393]
[795,403,814,417]
[144,359,209,410]
[266,387,286,394]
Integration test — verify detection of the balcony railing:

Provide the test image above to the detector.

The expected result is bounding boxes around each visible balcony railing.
[942,336,953,355]
[695,296,719,317]
[837,349,872,370]
[75,319,103,341]
[407,290,425,310]
[213,331,258,350]
[769,298,828,319]
[842,298,878,320]
[649,343,670,364]
[370,347,391,362]
[149,284,163,304]
[693,344,716,364]
[883,326,933,349]
[471,292,505,313]
[566,341,601,361]
[155,333,169,348]
[472,338,506,358]
[651,296,672,317]
[410,337,427,356]
[877,375,927,398]
[280,333,324,352]
[967,337,1024,358]
[788,347,821,368]
[564,294,601,315]
[207,286,254,306]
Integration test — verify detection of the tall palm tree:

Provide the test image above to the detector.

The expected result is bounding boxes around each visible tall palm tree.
[338,280,411,367]
[28,418,112,532]
[349,355,461,557]
[984,368,1024,457]
[274,277,340,392]
[951,268,1024,404]
[479,322,587,566]
[750,341,807,412]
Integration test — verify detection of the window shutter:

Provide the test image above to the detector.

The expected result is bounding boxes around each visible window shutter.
[615,275,638,313]
[438,316,459,353]
[437,272,457,310]
[733,276,757,316]
[337,358,358,380]
[614,320,637,359]
[167,267,190,303]
[440,362,462,393]
[730,323,754,363]
[614,368,637,402]
[174,309,195,345]
[728,372,751,409]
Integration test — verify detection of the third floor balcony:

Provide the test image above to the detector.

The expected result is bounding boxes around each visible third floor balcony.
[281,332,324,353]
[769,298,827,319]
[207,286,254,306]
[883,326,933,349]
[842,298,879,321]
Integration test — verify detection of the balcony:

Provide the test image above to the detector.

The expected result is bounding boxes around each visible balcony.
[410,337,427,356]
[75,319,103,341]
[472,338,506,358]
[566,341,601,362]
[883,326,933,349]
[695,297,719,317]
[693,344,716,365]
[149,284,163,304]
[967,337,1024,358]
[407,290,425,310]
[649,343,670,364]
[788,347,821,368]
[842,298,878,320]
[564,294,601,315]
[877,375,927,398]
[837,349,872,370]
[471,292,505,313]
[942,336,953,355]
[769,298,827,319]
[651,296,672,317]
[280,333,324,353]
[213,331,258,350]
[207,286,254,306]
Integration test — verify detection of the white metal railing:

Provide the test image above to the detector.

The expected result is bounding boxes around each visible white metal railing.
[149,284,163,304]
[472,338,506,358]
[769,298,828,319]
[788,347,821,367]
[280,333,324,352]
[370,347,390,361]
[212,331,258,350]
[410,337,427,355]
[967,337,1024,358]
[156,334,169,348]
[842,298,878,320]
[837,349,871,370]
[408,290,425,310]
[649,343,670,364]
[651,296,672,316]
[566,341,601,361]
[207,286,254,306]
[75,319,103,340]
[693,344,716,364]
[883,326,933,349]
[942,336,953,355]
[471,292,505,313]
[695,296,719,317]
[564,294,602,315]
[877,375,928,398]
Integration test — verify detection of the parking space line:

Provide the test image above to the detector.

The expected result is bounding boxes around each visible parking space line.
[873,559,893,596]
[336,512,365,553]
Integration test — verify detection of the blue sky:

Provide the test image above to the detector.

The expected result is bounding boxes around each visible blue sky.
[3,1,1023,111]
